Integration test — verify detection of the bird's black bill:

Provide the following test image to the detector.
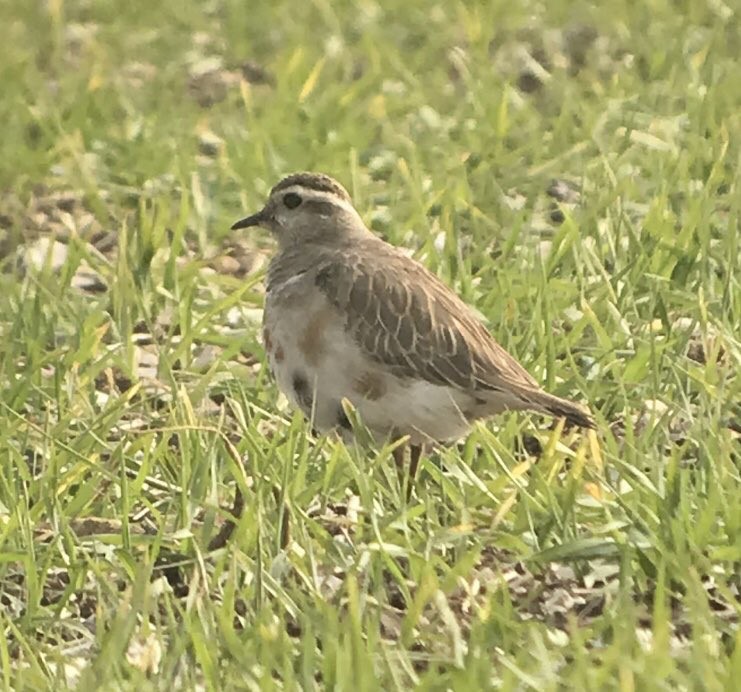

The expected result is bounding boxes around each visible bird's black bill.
[231,210,266,230]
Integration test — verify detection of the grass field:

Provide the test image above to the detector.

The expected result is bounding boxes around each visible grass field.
[1,0,739,689]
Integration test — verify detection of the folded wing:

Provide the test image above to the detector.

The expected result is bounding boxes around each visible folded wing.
[314,243,541,395]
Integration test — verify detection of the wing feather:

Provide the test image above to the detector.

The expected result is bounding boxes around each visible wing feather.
[314,242,540,394]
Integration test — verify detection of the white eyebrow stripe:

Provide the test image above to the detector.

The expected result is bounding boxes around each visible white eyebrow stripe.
[277,185,356,214]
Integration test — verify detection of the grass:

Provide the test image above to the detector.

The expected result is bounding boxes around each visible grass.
[0,0,739,688]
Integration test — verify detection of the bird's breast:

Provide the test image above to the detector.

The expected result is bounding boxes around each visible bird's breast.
[262,284,476,444]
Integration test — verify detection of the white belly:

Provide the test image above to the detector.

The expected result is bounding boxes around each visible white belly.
[263,284,475,444]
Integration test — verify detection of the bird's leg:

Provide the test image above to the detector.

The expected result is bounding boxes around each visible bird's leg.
[392,442,406,471]
[392,440,412,499]
[408,444,423,499]
[391,441,423,500]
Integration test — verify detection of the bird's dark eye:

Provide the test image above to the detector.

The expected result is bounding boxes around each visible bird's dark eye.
[283,192,302,209]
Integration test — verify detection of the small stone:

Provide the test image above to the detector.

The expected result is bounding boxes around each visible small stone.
[20,238,68,272]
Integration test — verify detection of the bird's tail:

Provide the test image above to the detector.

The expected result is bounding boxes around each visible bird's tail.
[521,389,595,429]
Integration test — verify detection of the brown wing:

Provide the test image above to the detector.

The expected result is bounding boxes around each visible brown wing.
[314,242,541,394]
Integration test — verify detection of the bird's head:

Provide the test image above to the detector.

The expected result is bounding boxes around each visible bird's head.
[231,172,369,248]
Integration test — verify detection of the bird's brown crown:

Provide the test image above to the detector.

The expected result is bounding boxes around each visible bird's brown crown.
[270,172,351,203]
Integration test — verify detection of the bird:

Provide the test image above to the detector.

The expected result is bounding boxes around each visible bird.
[231,172,595,492]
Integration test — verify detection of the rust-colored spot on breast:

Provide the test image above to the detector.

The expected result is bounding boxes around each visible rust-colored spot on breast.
[274,344,285,363]
[263,327,272,351]
[298,308,334,366]
[353,371,386,401]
